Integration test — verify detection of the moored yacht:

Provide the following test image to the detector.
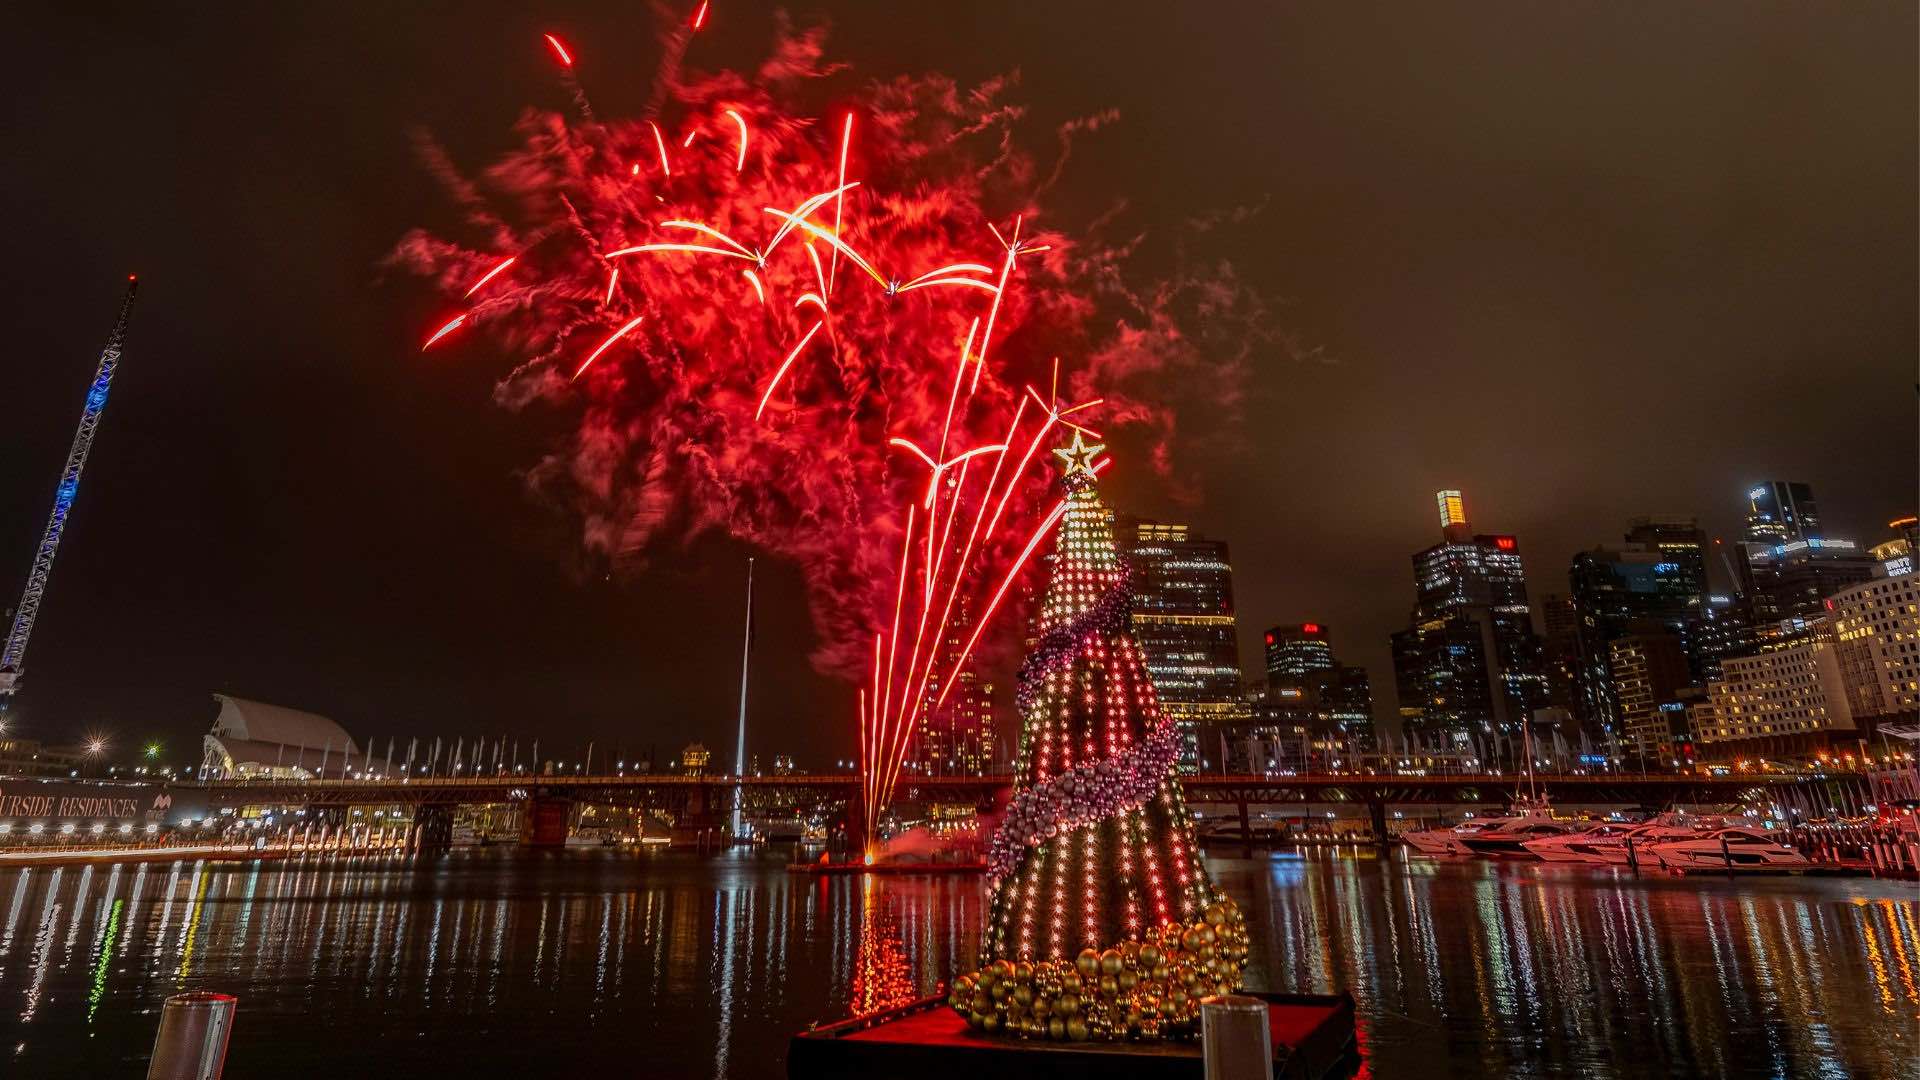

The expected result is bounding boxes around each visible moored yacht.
[1455,815,1581,856]
[1400,799,1560,856]
[1521,821,1639,862]
[1647,827,1811,873]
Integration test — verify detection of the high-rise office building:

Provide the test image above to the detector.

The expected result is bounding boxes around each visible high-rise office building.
[1744,481,1820,543]
[1607,631,1694,766]
[1732,481,1875,626]
[918,597,996,776]
[1119,518,1249,769]
[1304,664,1376,752]
[1390,491,1548,751]
[1263,623,1335,687]
[1539,593,1582,716]
[1739,537,1878,624]
[1567,519,1710,742]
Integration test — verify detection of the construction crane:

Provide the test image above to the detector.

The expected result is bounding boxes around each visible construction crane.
[0,276,140,708]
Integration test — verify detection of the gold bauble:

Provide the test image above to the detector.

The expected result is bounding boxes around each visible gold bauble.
[1074,948,1101,978]
[1048,1017,1067,1041]
[1099,948,1124,976]
[1058,993,1080,1015]
[1013,984,1034,1007]
[982,1013,1002,1033]
[990,959,1015,980]
[1117,970,1139,992]
[1014,961,1034,983]
[1181,929,1208,953]
[1032,998,1051,1019]
[1066,1017,1090,1042]
[1098,974,1119,998]
[991,981,1010,1001]
[1138,944,1162,967]
[1203,902,1227,927]
[1150,963,1169,981]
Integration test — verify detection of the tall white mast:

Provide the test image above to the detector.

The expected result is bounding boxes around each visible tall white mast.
[731,558,754,839]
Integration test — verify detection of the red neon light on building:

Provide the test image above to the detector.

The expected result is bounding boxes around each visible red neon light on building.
[1302,622,1321,634]
[1494,536,1516,551]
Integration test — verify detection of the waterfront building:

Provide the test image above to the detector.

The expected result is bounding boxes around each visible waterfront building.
[0,736,81,777]
[679,743,711,776]
[1693,633,1854,755]
[1607,631,1694,766]
[1263,623,1334,687]
[199,693,360,780]
[1390,491,1548,753]
[1869,515,1917,578]
[1118,518,1250,769]
[1825,573,1920,721]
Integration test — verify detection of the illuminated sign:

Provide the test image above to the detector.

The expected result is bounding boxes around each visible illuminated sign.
[0,781,168,822]
[1493,536,1516,552]
[1436,490,1467,529]
[1302,623,1321,635]
[1885,556,1913,578]
[1748,487,1768,500]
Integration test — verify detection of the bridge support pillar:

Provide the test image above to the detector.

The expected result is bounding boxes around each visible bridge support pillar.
[414,805,454,851]
[520,797,572,848]
[1237,800,1252,859]
[670,784,726,850]
[1368,800,1389,846]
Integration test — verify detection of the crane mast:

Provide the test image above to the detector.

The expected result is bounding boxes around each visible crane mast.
[0,276,140,705]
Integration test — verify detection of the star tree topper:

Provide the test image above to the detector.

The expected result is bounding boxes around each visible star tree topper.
[1052,430,1106,478]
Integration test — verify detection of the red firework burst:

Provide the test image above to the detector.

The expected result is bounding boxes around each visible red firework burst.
[392,9,1268,839]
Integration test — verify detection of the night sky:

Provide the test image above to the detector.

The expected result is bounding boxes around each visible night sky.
[2,2,1913,767]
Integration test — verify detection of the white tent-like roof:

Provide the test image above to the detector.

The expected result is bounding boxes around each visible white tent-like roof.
[203,694,359,779]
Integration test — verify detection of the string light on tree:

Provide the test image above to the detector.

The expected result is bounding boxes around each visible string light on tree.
[949,442,1249,1042]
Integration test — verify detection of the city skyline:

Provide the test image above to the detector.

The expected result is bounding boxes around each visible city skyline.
[1,3,1913,765]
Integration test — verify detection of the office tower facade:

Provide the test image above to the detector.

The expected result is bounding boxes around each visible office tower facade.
[1119,518,1249,769]
[1539,593,1582,715]
[1567,519,1710,742]
[1263,623,1335,687]
[1607,631,1694,765]
[918,597,997,776]
[1739,538,1879,625]
[1390,491,1548,752]
[1744,481,1820,543]
[1304,663,1376,752]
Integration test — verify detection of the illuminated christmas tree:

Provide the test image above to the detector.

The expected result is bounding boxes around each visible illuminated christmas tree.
[949,433,1249,1042]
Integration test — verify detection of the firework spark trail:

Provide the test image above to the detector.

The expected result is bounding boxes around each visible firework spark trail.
[395,10,1268,846]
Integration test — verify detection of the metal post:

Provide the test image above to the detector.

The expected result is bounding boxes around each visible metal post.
[146,991,235,1079]
[1200,994,1270,1080]
[1720,832,1734,879]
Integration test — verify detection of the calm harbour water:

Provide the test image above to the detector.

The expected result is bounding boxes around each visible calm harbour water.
[0,848,1914,1078]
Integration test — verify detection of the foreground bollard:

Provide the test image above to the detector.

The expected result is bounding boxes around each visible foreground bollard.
[147,992,236,1080]
[1201,994,1271,1080]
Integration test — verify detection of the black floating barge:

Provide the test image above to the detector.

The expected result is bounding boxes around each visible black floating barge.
[790,991,1358,1080]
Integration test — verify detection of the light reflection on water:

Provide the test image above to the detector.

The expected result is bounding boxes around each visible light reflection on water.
[0,848,1911,1078]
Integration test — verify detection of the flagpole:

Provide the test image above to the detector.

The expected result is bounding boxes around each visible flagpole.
[731,557,755,841]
